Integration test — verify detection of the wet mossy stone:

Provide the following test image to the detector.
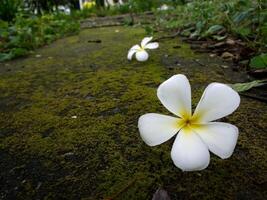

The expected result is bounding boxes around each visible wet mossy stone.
[0,27,266,200]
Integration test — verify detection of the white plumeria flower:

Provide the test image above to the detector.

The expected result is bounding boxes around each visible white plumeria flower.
[127,37,159,62]
[138,74,240,171]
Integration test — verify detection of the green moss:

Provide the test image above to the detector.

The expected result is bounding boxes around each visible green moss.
[0,26,266,200]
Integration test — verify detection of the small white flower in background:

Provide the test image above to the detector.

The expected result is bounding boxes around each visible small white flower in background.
[71,116,77,119]
[157,4,170,11]
[127,37,159,62]
[138,74,240,171]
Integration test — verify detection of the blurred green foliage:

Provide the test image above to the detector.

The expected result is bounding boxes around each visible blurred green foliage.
[0,0,266,63]
[156,0,266,41]
[0,0,21,22]
[0,0,176,61]
[250,53,267,69]
[154,0,267,68]
[0,13,79,61]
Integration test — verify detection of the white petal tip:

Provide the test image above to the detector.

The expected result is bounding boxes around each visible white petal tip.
[173,160,209,172]
[171,130,210,172]
[193,83,241,122]
[179,166,208,172]
[157,74,191,117]
[141,37,153,48]
[145,42,159,49]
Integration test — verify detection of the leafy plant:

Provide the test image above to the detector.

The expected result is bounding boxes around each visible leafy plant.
[204,24,224,36]
[154,0,267,69]
[0,13,79,62]
[250,54,267,69]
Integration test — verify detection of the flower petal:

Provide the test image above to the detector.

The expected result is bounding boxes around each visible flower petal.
[128,44,141,60]
[193,83,240,122]
[127,49,137,60]
[138,113,182,146]
[130,44,141,51]
[192,122,239,159]
[145,42,159,49]
[141,37,153,48]
[136,50,149,62]
[171,128,210,171]
[157,74,191,118]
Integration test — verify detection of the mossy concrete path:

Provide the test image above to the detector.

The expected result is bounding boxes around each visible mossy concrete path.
[0,27,266,200]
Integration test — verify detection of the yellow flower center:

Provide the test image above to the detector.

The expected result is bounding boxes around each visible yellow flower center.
[181,116,195,128]
[177,113,202,133]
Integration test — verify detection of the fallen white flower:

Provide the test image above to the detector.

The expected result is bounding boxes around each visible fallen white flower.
[157,4,170,11]
[127,37,159,62]
[138,74,240,171]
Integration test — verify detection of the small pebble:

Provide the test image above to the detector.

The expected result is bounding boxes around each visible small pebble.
[221,52,234,59]
[226,38,235,45]
[221,65,229,69]
[209,53,216,58]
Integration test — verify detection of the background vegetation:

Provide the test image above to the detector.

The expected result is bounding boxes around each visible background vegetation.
[153,0,267,69]
[0,0,266,68]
